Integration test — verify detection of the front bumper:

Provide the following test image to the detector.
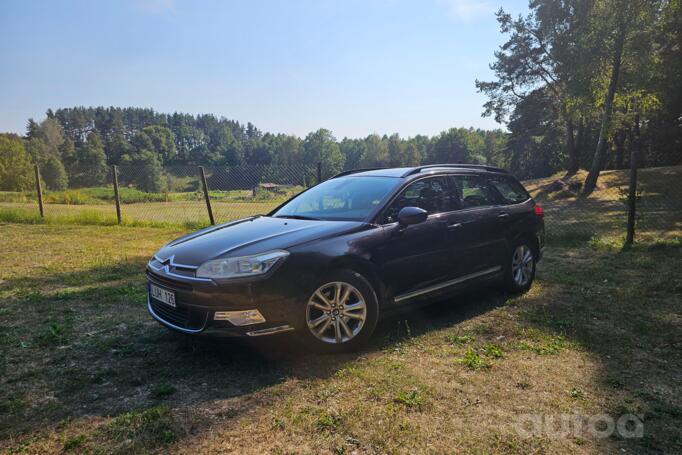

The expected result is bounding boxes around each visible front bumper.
[146,267,307,338]
[147,297,295,337]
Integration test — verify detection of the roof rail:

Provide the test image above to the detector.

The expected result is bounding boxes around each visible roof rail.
[331,168,386,179]
[402,163,506,177]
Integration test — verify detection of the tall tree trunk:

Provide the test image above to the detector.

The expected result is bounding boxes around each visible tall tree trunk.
[614,129,626,169]
[576,118,585,167]
[601,139,612,169]
[565,118,579,177]
[625,112,641,247]
[582,26,626,197]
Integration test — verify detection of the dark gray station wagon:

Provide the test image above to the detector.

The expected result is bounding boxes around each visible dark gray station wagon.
[147,164,545,352]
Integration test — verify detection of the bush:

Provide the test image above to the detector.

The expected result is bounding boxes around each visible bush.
[42,155,68,190]
[0,134,33,191]
[44,190,96,205]
[0,192,31,203]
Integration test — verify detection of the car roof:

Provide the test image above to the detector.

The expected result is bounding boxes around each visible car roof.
[334,164,508,179]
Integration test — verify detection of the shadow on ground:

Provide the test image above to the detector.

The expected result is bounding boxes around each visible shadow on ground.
[0,258,509,443]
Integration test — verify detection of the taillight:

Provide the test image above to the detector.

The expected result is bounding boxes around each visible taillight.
[534,204,544,218]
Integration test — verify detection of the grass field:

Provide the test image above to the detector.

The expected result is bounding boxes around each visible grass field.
[0,200,281,229]
[0,221,680,453]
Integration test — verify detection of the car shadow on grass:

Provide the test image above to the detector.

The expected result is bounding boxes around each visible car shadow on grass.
[0,258,510,446]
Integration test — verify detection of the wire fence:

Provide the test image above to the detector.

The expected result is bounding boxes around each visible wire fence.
[1,164,680,244]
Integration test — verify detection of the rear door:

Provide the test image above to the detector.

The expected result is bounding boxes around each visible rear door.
[444,174,506,273]
[486,174,535,253]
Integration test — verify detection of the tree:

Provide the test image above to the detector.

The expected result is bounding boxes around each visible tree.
[504,88,565,178]
[402,140,423,166]
[24,138,49,166]
[70,132,108,187]
[120,149,163,192]
[0,134,34,191]
[476,3,582,175]
[361,134,388,167]
[303,129,345,177]
[42,154,68,190]
[140,125,176,163]
[387,134,406,167]
[427,129,471,164]
[582,0,663,196]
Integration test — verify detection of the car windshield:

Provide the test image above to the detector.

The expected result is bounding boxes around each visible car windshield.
[272,176,400,221]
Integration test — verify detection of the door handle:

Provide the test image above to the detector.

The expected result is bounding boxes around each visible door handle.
[447,223,462,230]
[497,212,510,218]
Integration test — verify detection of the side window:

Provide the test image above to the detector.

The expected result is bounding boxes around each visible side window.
[382,177,457,223]
[487,176,530,205]
[450,175,498,209]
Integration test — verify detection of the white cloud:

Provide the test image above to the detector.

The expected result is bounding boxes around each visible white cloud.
[438,0,495,21]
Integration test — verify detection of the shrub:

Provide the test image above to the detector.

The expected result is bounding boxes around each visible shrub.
[0,134,33,191]
[42,155,69,190]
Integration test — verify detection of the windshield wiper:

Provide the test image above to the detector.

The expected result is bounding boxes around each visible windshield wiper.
[274,214,321,221]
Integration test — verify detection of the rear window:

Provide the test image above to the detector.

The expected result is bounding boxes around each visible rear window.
[487,175,530,205]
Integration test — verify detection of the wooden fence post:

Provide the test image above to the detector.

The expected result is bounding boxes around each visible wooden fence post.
[317,162,322,184]
[199,166,215,225]
[34,164,44,218]
[112,165,122,224]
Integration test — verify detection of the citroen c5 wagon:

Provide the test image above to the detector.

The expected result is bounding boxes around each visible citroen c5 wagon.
[147,164,545,352]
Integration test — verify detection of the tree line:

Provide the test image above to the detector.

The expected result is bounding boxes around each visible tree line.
[0,107,507,192]
[476,0,681,193]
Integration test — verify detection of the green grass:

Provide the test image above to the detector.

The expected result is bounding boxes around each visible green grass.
[393,389,426,409]
[0,207,209,230]
[0,184,305,205]
[459,348,491,370]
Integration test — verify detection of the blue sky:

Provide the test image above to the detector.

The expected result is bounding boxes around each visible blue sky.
[0,0,528,138]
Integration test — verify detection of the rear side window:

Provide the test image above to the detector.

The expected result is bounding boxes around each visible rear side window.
[487,175,530,205]
[449,175,498,209]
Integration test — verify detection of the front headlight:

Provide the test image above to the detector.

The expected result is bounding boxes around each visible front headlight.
[196,250,289,279]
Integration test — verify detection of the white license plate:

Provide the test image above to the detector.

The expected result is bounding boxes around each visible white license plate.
[150,284,176,307]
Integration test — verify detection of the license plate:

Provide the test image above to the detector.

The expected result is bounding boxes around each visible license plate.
[150,284,176,307]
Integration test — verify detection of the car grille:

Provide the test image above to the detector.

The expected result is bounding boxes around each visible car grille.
[149,297,207,330]
[147,270,193,291]
[149,298,190,327]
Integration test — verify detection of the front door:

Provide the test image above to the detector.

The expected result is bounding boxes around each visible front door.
[373,176,458,300]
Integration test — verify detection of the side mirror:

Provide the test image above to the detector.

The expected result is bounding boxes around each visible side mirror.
[397,206,427,226]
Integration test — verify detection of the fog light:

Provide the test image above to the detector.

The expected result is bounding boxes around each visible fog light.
[214,309,266,326]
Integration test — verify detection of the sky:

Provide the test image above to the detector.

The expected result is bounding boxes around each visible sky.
[0,0,529,138]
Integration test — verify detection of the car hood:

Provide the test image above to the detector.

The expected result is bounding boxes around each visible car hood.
[154,216,366,266]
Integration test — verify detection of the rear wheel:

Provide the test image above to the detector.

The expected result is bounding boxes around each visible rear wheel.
[300,270,379,353]
[504,242,536,293]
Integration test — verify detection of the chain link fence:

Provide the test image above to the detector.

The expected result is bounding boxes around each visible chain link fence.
[0,164,316,229]
[524,166,682,243]
[0,164,680,244]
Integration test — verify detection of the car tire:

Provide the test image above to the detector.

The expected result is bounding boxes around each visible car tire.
[503,240,536,293]
[299,269,379,353]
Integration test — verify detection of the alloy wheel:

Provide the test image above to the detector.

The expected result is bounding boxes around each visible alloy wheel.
[512,245,534,287]
[306,281,367,344]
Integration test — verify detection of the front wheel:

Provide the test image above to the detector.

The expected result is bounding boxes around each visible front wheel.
[504,242,536,293]
[300,270,379,353]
